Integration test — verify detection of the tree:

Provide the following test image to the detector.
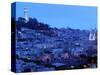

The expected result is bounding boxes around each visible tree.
[26,18,38,29]
[16,17,26,30]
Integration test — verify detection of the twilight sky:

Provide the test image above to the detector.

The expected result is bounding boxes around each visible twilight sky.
[15,2,97,30]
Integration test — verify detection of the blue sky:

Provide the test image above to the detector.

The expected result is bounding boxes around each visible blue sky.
[15,2,97,30]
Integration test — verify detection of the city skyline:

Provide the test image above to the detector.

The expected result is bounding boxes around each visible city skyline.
[15,2,97,30]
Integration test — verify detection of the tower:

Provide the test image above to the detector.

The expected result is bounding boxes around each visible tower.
[89,29,96,41]
[24,7,28,22]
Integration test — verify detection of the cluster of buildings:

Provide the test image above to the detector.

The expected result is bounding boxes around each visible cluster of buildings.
[15,8,97,72]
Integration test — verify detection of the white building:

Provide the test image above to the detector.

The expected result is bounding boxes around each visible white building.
[89,29,96,41]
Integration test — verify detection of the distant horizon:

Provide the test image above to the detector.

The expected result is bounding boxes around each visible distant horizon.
[14,2,97,30]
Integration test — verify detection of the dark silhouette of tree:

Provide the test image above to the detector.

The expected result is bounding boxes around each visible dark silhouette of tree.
[12,17,58,37]
[16,17,26,30]
[38,23,50,30]
[16,17,51,31]
[26,18,38,29]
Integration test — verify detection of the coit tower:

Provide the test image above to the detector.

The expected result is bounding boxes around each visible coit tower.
[24,7,28,22]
